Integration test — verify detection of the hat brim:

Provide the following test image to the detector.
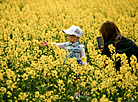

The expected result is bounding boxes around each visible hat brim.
[62,30,74,35]
[62,29,80,37]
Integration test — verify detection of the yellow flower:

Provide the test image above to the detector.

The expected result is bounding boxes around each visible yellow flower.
[99,94,110,102]
[40,95,45,100]
[1,0,138,101]
[81,56,87,62]
[91,98,98,102]
[0,87,6,94]
[46,91,52,97]
[7,91,12,97]
[70,96,74,100]
[51,70,57,77]
[6,80,12,86]
[0,71,3,80]
[58,79,63,84]
[108,44,115,54]
[19,92,28,100]
[35,91,40,98]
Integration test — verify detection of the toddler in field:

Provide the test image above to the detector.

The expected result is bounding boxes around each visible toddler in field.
[40,25,87,65]
[40,25,87,99]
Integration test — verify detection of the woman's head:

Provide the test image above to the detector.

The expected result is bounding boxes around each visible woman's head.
[99,21,122,45]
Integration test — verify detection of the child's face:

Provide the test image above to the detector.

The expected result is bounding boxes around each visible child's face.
[67,35,77,43]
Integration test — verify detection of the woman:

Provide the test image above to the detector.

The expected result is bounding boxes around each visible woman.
[97,21,138,71]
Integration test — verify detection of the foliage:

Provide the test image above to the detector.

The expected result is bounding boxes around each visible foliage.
[0,0,138,101]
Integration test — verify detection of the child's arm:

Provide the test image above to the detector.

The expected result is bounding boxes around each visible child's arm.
[40,41,64,48]
[81,47,87,64]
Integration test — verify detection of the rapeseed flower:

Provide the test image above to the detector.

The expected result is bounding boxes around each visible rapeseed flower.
[19,92,28,100]
[0,0,138,101]
[35,91,40,98]
[0,87,6,94]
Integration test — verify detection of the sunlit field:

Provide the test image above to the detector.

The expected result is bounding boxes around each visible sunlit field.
[0,0,138,101]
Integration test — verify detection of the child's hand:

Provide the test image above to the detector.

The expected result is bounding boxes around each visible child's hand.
[97,45,103,51]
[40,41,48,47]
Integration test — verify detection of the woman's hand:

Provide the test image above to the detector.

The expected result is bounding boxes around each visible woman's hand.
[40,41,48,47]
[97,45,104,51]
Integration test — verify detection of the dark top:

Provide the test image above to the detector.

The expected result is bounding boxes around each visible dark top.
[102,36,138,70]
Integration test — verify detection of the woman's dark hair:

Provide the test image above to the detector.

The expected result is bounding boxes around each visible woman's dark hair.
[99,21,122,46]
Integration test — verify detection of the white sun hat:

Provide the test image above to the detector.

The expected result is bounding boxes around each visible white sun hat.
[62,25,83,37]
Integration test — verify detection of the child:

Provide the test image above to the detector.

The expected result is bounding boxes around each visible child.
[40,25,87,99]
[40,25,87,65]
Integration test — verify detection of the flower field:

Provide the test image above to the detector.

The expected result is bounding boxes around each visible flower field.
[0,0,138,101]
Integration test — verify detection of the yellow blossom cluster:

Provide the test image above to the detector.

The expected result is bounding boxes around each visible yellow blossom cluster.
[0,0,138,101]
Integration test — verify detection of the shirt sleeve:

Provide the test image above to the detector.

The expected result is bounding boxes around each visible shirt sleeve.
[50,43,64,49]
[56,43,64,48]
[81,47,87,64]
